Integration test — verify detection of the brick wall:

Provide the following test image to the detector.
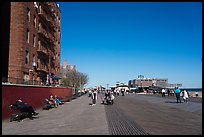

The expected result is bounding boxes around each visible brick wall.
[2,84,73,120]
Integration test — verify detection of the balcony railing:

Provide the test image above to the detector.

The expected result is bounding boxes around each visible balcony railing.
[37,48,49,58]
[36,67,49,74]
[38,9,54,29]
[6,77,41,85]
[38,27,56,46]
[3,76,60,87]
[38,27,49,39]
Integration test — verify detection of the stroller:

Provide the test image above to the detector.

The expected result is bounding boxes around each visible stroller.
[106,96,114,105]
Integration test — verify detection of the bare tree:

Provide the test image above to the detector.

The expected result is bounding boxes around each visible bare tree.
[61,71,89,88]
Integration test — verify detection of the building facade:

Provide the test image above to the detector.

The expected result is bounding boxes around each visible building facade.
[3,2,61,85]
[128,78,168,88]
[60,60,76,78]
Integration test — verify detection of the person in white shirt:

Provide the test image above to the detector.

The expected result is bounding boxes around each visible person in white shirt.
[195,91,198,97]
[162,89,165,97]
[183,90,189,103]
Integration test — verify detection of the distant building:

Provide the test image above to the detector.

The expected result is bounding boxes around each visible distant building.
[128,78,168,88]
[60,60,76,78]
[110,82,129,92]
[2,2,61,85]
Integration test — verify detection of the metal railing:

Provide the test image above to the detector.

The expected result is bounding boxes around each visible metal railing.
[5,77,42,86]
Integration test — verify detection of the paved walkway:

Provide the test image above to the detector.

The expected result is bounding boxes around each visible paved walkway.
[2,94,109,135]
[2,92,202,135]
[130,93,202,114]
[110,93,202,135]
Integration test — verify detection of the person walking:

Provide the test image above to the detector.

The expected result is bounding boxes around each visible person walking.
[110,93,115,104]
[195,91,198,97]
[162,88,165,97]
[175,87,182,103]
[167,89,170,96]
[116,89,120,96]
[183,90,189,103]
[121,89,125,96]
[91,89,97,106]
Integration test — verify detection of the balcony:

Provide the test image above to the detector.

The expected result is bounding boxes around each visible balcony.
[47,2,56,15]
[38,10,54,29]
[38,10,47,23]
[37,49,49,59]
[47,18,57,32]
[49,33,55,44]
[38,28,56,48]
[36,67,49,74]
[51,55,55,60]
[38,28,50,42]
[40,2,52,15]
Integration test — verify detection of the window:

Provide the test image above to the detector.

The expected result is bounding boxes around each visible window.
[42,58,46,70]
[32,54,35,64]
[39,4,42,13]
[27,8,30,22]
[26,29,30,43]
[34,15,36,28]
[33,34,36,47]
[25,50,29,64]
[37,56,40,68]
[38,22,41,30]
[38,39,41,50]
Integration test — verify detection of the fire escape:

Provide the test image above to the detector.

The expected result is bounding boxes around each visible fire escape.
[36,2,57,78]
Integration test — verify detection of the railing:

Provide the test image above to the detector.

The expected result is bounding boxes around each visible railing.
[38,7,56,29]
[5,77,42,86]
[38,27,49,40]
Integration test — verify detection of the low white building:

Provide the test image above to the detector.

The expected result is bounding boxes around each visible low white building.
[110,83,129,92]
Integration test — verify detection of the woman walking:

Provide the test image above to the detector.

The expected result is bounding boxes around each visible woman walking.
[183,90,189,103]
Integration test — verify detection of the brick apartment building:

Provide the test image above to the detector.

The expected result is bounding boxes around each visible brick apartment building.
[2,2,61,85]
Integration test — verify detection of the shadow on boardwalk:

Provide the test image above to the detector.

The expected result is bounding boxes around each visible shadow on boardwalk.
[2,94,109,135]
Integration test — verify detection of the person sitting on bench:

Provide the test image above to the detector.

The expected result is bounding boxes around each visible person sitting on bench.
[15,98,39,117]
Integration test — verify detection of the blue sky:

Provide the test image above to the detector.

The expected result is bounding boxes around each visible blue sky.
[58,2,202,88]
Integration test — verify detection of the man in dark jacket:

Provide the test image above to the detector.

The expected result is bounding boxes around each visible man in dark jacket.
[15,98,39,118]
